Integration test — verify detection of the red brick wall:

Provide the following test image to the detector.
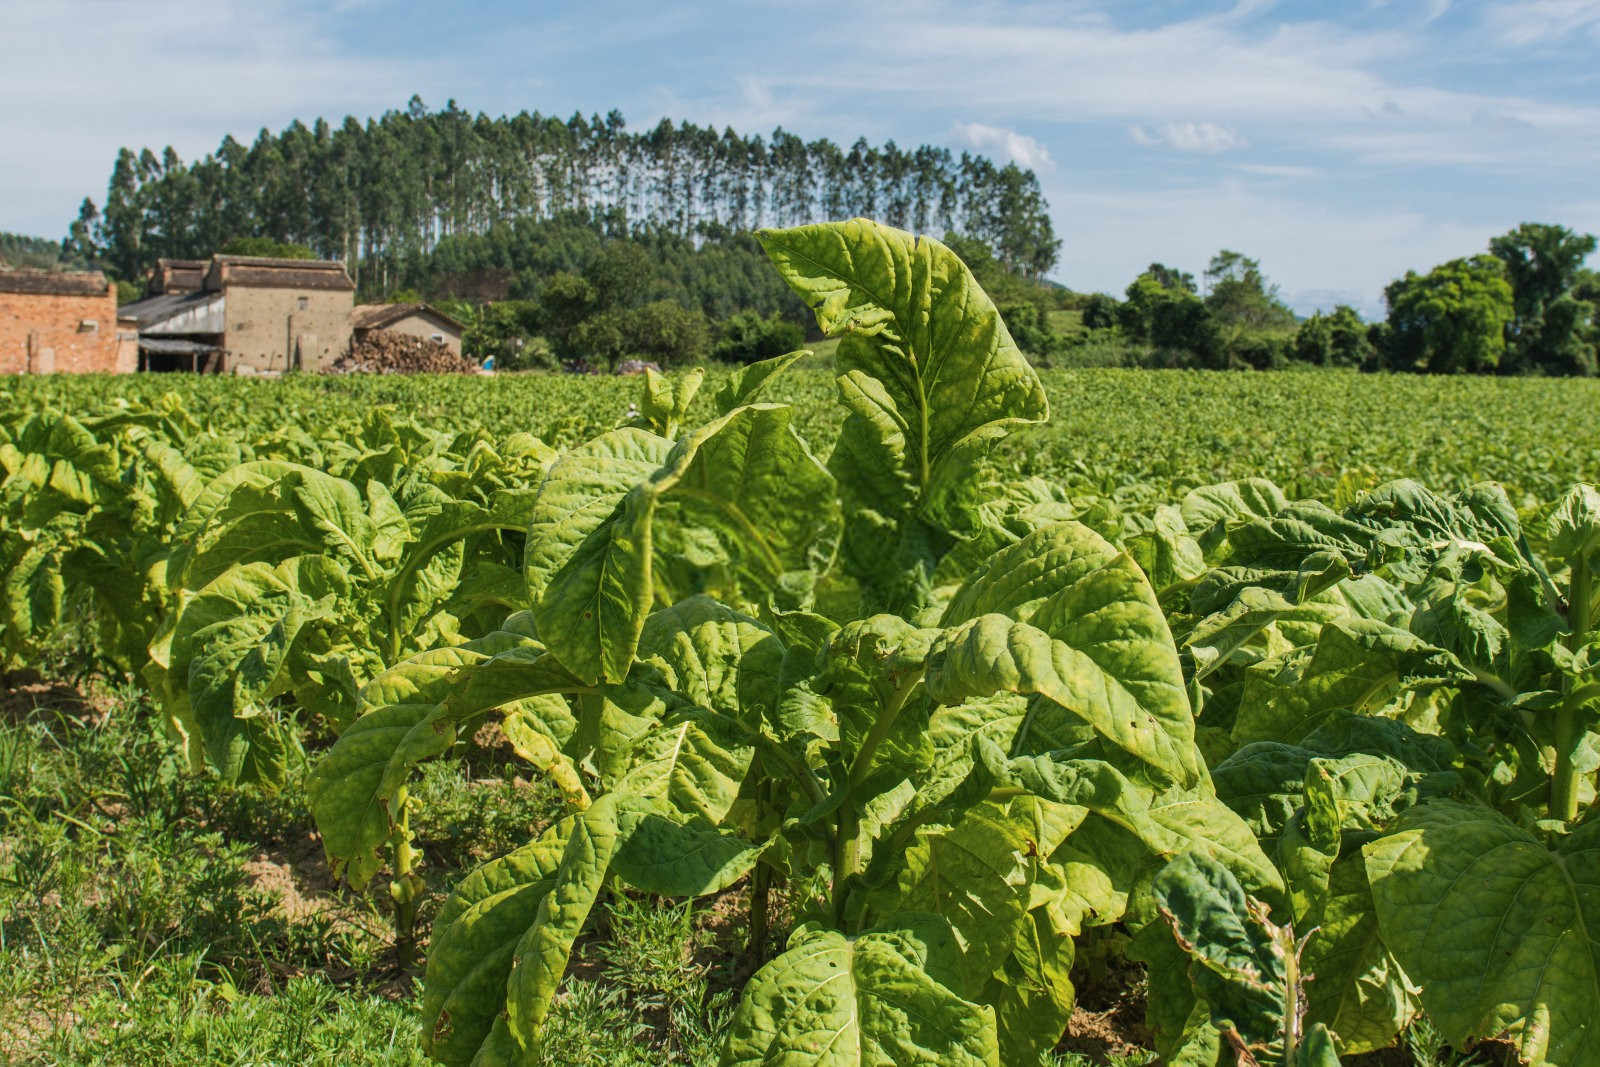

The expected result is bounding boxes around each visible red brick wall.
[0,285,121,374]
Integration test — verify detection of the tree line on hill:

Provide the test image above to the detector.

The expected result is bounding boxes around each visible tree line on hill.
[63,96,1059,293]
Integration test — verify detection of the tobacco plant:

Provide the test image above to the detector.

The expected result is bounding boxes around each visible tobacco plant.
[143,412,558,787]
[0,396,205,673]
[1155,475,1599,1064]
[309,219,1277,1064]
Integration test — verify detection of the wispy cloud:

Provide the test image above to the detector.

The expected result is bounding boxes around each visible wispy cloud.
[4,0,419,232]
[1233,163,1320,178]
[1129,122,1246,153]
[769,2,1600,171]
[950,122,1056,170]
[1482,0,1600,45]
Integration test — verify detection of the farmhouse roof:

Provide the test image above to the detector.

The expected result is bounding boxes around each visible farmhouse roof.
[118,289,224,333]
[154,258,208,293]
[204,255,355,292]
[0,269,109,297]
[350,302,465,333]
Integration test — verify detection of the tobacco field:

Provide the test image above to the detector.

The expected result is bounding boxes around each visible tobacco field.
[2,220,1597,1067]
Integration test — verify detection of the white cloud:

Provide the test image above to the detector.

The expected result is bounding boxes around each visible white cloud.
[1233,163,1320,178]
[773,2,1600,171]
[1422,0,1452,24]
[0,0,454,236]
[1129,122,1246,153]
[1482,0,1600,45]
[950,122,1056,170]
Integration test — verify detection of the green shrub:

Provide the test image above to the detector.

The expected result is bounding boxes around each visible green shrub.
[712,310,805,364]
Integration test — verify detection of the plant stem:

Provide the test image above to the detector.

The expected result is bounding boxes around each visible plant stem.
[389,789,422,970]
[1552,552,1591,822]
[847,677,918,791]
[747,861,771,966]
[832,678,918,926]
[1281,924,1302,1062]
[832,810,858,929]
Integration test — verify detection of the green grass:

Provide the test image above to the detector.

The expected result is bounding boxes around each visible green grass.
[0,674,745,1065]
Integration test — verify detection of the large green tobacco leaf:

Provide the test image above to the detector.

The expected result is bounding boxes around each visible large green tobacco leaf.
[1,533,64,650]
[975,738,1282,898]
[927,613,1201,786]
[756,220,1046,483]
[613,711,753,824]
[1231,620,1466,747]
[1185,582,1403,684]
[533,404,835,684]
[983,905,1078,1065]
[1212,718,1453,849]
[633,594,786,725]
[159,555,343,783]
[757,219,1046,610]
[720,917,1001,1066]
[1154,852,1287,1054]
[1153,852,1341,1066]
[712,349,808,414]
[1548,484,1600,569]
[523,427,673,605]
[880,803,1033,982]
[504,797,620,1049]
[164,461,329,587]
[933,520,1200,783]
[1365,803,1600,1067]
[422,817,577,1066]
[1181,479,1291,552]
[1300,849,1416,1056]
[608,797,763,896]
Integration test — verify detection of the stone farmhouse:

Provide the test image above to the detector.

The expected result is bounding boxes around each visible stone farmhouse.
[0,269,135,373]
[118,255,356,373]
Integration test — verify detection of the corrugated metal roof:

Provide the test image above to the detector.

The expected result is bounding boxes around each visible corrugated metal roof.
[117,290,224,334]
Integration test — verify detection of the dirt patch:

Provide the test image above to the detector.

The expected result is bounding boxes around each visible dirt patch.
[1057,929,1154,1060]
[0,671,111,727]
[242,830,377,936]
[0,996,78,1063]
[1060,999,1153,1061]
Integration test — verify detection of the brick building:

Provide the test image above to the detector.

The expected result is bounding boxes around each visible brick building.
[0,269,133,374]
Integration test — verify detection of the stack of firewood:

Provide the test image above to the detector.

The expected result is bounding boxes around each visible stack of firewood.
[331,330,477,374]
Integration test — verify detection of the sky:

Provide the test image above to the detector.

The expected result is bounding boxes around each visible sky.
[7,0,1600,317]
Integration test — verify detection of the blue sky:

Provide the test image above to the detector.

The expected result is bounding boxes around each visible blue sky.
[8,0,1599,316]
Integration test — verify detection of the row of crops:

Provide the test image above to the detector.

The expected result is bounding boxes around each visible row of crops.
[3,220,1597,1066]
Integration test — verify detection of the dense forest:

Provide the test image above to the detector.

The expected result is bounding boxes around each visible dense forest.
[64,96,1059,292]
